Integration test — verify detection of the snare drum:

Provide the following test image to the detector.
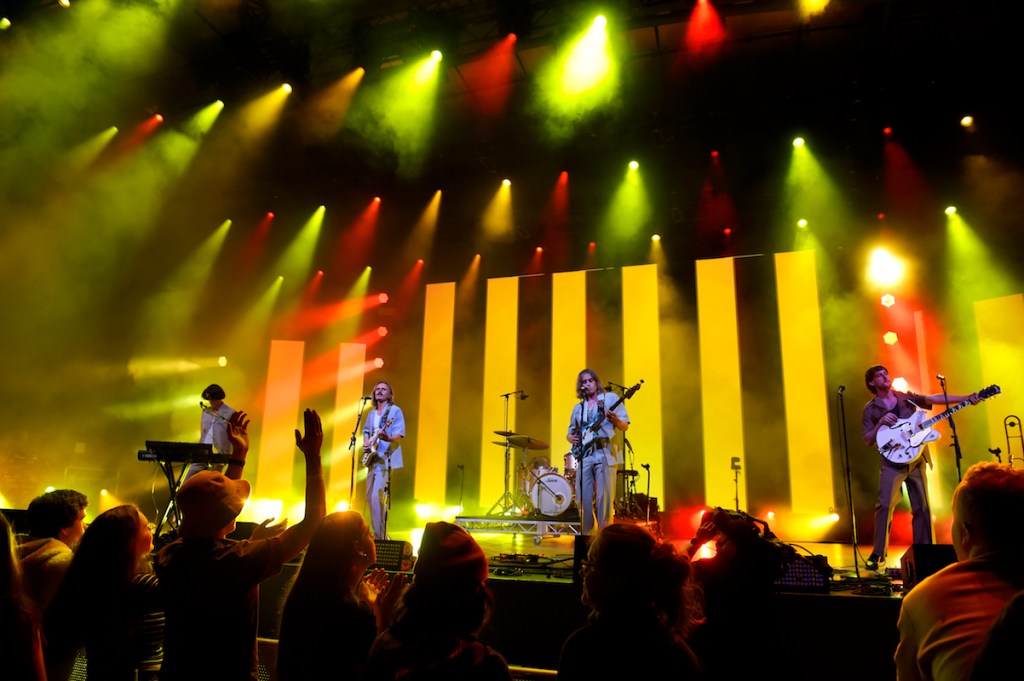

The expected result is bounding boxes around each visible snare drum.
[530,472,574,515]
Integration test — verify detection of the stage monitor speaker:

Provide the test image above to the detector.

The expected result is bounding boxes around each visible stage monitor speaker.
[901,544,957,591]
[774,553,832,593]
[373,539,414,571]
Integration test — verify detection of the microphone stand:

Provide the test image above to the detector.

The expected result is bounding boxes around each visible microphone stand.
[349,397,371,507]
[457,464,466,511]
[641,463,651,524]
[939,375,965,482]
[836,385,861,579]
[383,454,391,540]
[488,391,516,515]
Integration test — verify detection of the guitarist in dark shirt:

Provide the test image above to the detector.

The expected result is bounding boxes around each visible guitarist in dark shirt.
[861,365,980,572]
[566,369,630,534]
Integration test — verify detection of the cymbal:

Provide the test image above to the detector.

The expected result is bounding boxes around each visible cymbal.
[494,430,518,437]
[507,435,549,450]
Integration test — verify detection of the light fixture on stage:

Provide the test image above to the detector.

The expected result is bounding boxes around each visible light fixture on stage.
[373,358,384,368]
[881,294,895,308]
[377,326,388,337]
[883,331,898,345]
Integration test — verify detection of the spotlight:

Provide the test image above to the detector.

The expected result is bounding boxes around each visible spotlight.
[880,294,895,308]
[377,326,388,337]
[883,331,898,345]
[378,293,389,304]
[373,358,385,368]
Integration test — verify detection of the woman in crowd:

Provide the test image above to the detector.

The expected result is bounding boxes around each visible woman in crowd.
[276,510,404,680]
[362,521,512,681]
[559,522,705,680]
[45,503,163,681]
[0,511,46,681]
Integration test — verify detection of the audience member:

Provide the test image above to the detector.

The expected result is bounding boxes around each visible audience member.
[276,510,406,681]
[155,408,326,681]
[895,462,1024,681]
[968,589,1024,681]
[1,511,46,681]
[45,503,163,681]
[18,488,88,616]
[685,508,792,680]
[362,521,511,681]
[558,522,704,681]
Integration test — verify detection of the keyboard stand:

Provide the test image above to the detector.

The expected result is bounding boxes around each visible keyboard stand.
[138,441,219,538]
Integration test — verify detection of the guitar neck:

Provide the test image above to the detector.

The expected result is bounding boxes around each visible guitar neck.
[922,400,972,429]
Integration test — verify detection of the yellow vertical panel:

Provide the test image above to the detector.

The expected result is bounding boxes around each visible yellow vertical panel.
[416,282,455,504]
[695,258,745,508]
[481,277,520,511]
[551,271,587,457]
[775,251,834,513]
[622,264,664,503]
[975,294,1024,463]
[256,340,305,504]
[328,343,366,509]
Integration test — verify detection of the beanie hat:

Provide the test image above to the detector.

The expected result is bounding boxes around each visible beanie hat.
[413,522,488,587]
[177,471,250,538]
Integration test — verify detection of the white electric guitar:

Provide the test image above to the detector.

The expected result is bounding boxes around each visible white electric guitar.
[876,385,1000,464]
[362,418,395,467]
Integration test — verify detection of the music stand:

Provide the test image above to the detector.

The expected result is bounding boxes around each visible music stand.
[139,441,216,537]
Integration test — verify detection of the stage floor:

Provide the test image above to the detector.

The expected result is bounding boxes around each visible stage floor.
[385,517,912,588]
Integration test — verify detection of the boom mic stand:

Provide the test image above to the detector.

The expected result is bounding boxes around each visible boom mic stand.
[836,385,861,579]
[348,396,371,506]
[938,374,965,482]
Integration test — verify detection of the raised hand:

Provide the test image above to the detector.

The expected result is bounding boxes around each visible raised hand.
[294,408,323,458]
[249,517,288,540]
[227,410,251,456]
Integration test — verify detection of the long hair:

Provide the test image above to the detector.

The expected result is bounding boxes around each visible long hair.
[0,512,41,675]
[45,505,150,651]
[576,369,603,399]
[281,511,367,613]
[277,512,373,681]
[584,523,703,639]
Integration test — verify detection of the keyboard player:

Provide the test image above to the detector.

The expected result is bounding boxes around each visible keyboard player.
[187,383,236,480]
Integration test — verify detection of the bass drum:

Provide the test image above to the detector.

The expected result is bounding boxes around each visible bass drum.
[530,473,574,516]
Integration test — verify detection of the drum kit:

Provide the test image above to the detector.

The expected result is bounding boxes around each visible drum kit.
[491,430,577,517]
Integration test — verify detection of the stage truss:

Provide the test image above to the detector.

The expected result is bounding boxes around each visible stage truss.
[455,515,582,544]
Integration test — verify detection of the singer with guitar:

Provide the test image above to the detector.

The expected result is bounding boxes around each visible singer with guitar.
[567,369,631,535]
[861,365,982,572]
[363,381,405,540]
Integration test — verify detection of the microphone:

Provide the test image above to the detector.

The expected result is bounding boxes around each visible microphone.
[936,374,945,381]
[640,463,650,470]
[362,395,373,401]
[456,463,465,470]
[519,392,529,400]
[837,385,846,394]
